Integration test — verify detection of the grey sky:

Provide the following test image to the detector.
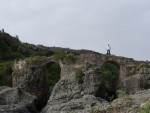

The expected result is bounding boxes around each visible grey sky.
[0,0,150,61]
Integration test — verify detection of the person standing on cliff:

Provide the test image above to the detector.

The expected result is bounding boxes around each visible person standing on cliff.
[106,44,111,55]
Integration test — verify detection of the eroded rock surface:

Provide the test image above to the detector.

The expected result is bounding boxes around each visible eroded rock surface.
[41,63,105,113]
[109,89,150,113]
[0,86,37,113]
[12,59,51,111]
[11,54,150,113]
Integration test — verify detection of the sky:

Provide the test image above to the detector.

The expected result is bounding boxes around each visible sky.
[0,0,150,61]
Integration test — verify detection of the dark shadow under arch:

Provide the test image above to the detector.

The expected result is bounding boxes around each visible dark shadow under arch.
[95,61,120,101]
[46,62,61,90]
[35,62,61,111]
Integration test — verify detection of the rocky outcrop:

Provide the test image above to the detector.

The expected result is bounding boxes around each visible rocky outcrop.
[40,54,150,113]
[12,59,51,111]
[1,31,150,113]
[42,95,110,113]
[108,89,150,113]
[0,86,37,113]
[11,53,150,113]
[41,63,108,113]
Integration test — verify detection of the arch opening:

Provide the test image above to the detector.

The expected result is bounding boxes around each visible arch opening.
[36,62,61,111]
[96,61,120,101]
[46,62,61,91]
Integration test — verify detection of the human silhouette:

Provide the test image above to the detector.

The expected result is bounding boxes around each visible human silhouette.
[106,44,111,55]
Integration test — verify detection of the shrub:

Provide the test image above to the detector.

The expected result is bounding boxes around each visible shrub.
[137,103,150,113]
[47,63,61,88]
[52,53,75,63]
[65,53,75,63]
[102,63,119,81]
[0,40,23,61]
[0,41,9,52]
[52,52,66,60]
[0,61,12,86]
[25,56,45,64]
[75,67,84,84]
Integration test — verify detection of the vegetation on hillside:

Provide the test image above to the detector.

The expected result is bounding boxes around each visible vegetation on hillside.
[0,61,13,86]
[137,103,150,113]
[0,38,22,61]
[52,52,75,63]
[0,32,97,87]
[25,56,47,64]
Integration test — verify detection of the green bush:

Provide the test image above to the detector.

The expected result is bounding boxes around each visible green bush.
[25,56,45,64]
[47,63,61,88]
[0,40,22,61]
[52,52,66,60]
[75,67,84,84]
[0,41,10,52]
[65,53,75,63]
[102,63,119,81]
[52,53,75,63]
[0,61,12,86]
[137,103,150,113]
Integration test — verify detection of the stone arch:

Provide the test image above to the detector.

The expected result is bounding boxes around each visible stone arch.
[34,61,61,110]
[95,60,120,101]
[12,60,62,111]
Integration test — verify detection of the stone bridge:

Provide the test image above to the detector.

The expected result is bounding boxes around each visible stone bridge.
[12,53,150,112]
[60,53,150,94]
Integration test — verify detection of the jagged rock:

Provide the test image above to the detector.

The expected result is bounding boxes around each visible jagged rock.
[0,86,37,113]
[12,60,51,111]
[41,62,107,113]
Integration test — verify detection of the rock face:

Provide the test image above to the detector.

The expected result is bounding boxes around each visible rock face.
[1,32,150,112]
[12,59,51,111]
[40,54,150,113]
[0,86,37,113]
[122,74,150,94]
[109,89,150,113]
[41,63,108,113]
[11,54,150,113]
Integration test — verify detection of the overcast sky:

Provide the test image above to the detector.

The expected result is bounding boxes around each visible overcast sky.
[0,0,150,61]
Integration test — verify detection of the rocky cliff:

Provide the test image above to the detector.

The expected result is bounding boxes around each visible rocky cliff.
[0,32,150,113]
[12,54,150,113]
